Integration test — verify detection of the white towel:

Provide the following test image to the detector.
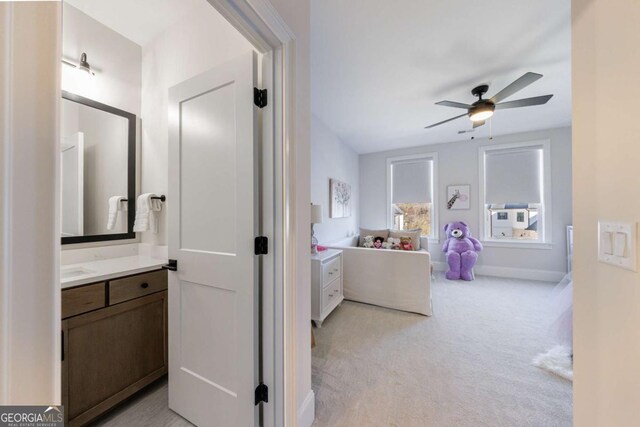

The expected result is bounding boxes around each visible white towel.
[107,196,127,230]
[133,193,162,234]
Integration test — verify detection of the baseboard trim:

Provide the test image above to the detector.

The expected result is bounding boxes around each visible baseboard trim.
[432,261,565,282]
[298,390,315,427]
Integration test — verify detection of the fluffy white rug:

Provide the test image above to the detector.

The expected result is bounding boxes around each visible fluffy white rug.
[533,345,573,381]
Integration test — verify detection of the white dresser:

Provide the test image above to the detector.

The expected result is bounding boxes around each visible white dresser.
[311,249,344,327]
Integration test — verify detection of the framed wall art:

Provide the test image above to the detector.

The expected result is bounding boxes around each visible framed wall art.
[330,178,351,218]
[446,185,470,210]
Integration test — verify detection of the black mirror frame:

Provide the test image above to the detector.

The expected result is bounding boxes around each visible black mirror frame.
[61,91,136,245]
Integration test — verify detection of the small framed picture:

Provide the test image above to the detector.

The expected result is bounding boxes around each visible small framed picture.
[330,178,352,218]
[446,185,470,210]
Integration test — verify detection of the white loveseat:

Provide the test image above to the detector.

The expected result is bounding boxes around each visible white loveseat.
[327,236,432,316]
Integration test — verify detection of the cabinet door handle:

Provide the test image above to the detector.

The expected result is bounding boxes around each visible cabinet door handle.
[140,282,149,289]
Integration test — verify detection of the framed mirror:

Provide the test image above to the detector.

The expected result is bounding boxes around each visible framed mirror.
[61,91,136,244]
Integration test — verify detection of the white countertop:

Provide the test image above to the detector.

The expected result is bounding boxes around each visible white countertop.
[61,255,167,289]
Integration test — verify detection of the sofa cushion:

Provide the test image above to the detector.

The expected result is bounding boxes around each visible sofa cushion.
[358,228,389,247]
[389,229,422,250]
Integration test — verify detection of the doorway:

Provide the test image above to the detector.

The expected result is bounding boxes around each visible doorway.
[55,0,292,426]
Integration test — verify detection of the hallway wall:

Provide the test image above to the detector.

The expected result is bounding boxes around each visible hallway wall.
[573,0,640,425]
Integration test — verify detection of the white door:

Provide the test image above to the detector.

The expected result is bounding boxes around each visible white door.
[167,52,259,427]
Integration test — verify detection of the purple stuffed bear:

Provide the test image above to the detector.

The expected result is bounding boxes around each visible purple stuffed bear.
[442,221,483,281]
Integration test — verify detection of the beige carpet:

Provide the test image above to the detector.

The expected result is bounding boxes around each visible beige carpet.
[312,273,572,427]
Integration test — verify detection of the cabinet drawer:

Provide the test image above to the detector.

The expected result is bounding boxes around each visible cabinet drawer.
[322,256,341,287]
[109,270,167,305]
[62,283,106,319]
[322,278,341,311]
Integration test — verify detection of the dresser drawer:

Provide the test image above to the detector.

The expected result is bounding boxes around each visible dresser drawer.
[322,278,341,311]
[109,270,167,305]
[62,283,106,319]
[322,256,341,287]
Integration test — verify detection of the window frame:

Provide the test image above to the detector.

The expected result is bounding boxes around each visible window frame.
[386,152,439,242]
[478,140,552,249]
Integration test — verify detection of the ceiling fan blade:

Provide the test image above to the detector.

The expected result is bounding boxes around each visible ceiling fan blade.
[436,100,472,109]
[424,113,468,129]
[473,120,486,128]
[490,72,543,103]
[495,94,553,110]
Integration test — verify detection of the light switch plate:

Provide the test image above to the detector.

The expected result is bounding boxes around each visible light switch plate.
[598,221,637,271]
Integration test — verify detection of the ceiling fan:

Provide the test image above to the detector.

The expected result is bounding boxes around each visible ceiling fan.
[425,72,553,129]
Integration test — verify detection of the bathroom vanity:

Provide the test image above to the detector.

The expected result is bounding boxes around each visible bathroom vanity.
[61,260,168,426]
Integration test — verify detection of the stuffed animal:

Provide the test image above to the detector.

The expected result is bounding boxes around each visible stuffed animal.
[386,237,401,250]
[399,236,414,251]
[373,236,384,249]
[442,221,483,281]
[362,235,375,248]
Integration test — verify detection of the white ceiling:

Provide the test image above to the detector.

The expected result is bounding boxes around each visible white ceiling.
[64,0,211,46]
[311,0,572,154]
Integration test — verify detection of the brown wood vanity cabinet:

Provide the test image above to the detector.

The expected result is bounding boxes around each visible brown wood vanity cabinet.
[61,269,168,427]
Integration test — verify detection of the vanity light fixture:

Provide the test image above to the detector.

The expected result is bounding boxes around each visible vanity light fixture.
[62,52,96,76]
[78,53,92,74]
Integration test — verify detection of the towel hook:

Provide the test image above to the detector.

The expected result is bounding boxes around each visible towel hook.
[151,195,166,202]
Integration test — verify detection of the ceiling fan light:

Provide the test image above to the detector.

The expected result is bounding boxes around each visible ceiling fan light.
[469,110,493,122]
[469,104,495,122]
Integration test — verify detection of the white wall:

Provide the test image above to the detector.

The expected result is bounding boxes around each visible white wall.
[573,1,640,425]
[139,1,253,245]
[360,126,572,280]
[62,4,141,115]
[0,1,61,404]
[311,115,359,244]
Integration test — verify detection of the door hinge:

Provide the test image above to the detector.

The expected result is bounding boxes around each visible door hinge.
[255,383,268,405]
[255,236,268,255]
[254,87,267,108]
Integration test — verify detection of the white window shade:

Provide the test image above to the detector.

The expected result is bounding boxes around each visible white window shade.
[485,148,542,204]
[392,159,432,203]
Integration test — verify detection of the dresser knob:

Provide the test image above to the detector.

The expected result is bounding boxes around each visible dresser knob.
[140,283,149,289]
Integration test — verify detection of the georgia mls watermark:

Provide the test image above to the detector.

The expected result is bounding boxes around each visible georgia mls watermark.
[0,406,64,427]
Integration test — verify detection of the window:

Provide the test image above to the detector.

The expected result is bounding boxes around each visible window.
[387,154,437,239]
[479,141,551,246]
